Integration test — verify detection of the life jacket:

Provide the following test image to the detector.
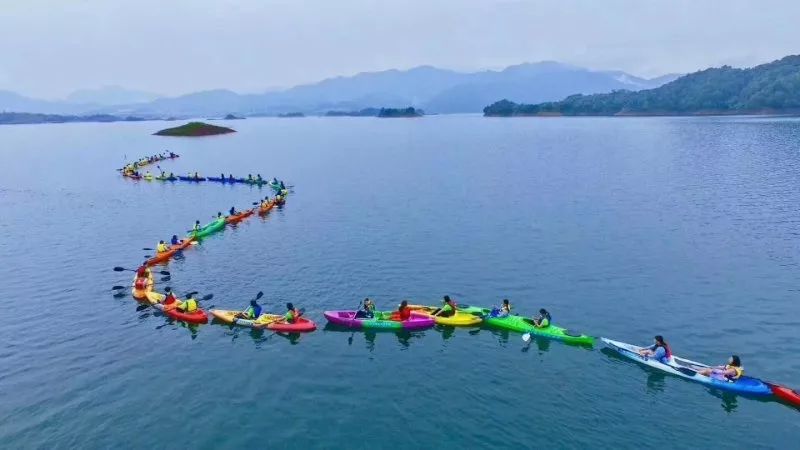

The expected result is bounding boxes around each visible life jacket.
[180,298,198,313]
[399,307,412,321]
[193,223,201,231]
[164,293,177,305]
[157,243,168,253]
[285,308,300,323]
[134,277,151,290]
[724,365,743,381]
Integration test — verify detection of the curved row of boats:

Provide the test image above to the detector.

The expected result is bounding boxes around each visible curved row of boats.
[116,155,799,411]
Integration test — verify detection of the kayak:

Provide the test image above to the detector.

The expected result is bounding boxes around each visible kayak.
[189,218,226,240]
[178,175,206,182]
[458,305,594,345]
[258,201,275,214]
[768,383,800,407]
[160,301,209,324]
[324,310,435,330]
[207,177,243,183]
[408,305,482,326]
[225,209,254,224]
[131,274,154,299]
[122,173,142,180]
[143,174,154,181]
[602,338,772,395]
[155,175,177,181]
[268,181,288,195]
[145,239,193,266]
[210,309,317,332]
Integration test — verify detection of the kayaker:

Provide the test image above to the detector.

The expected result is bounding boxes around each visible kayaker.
[228,174,235,182]
[229,206,236,216]
[169,172,175,179]
[392,300,412,321]
[696,355,744,381]
[247,174,254,182]
[136,265,151,279]
[220,173,225,180]
[279,180,285,189]
[491,299,512,317]
[256,174,263,183]
[433,295,457,317]
[236,300,263,319]
[163,290,178,306]
[532,308,551,327]
[170,235,182,246]
[260,197,270,208]
[283,302,301,323]
[156,240,169,253]
[193,220,201,232]
[356,298,376,318]
[638,335,672,363]
[193,171,200,180]
[272,177,278,184]
[176,296,199,313]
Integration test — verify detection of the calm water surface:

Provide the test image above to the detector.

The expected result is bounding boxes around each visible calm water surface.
[0,116,798,449]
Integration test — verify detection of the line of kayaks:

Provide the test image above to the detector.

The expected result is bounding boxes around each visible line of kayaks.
[119,154,180,172]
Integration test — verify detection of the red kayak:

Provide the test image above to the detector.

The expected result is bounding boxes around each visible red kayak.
[145,239,193,266]
[160,304,209,324]
[265,317,316,332]
[225,209,254,224]
[769,383,800,408]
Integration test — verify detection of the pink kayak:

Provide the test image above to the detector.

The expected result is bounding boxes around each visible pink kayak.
[323,310,434,330]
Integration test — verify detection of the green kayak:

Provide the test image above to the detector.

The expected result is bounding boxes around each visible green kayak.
[189,218,226,240]
[458,305,594,345]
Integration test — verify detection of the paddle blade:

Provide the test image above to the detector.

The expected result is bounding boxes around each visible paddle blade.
[522,333,532,343]
[256,291,264,300]
[111,285,126,290]
[160,276,171,282]
[164,287,172,292]
[159,271,170,275]
[113,267,126,272]
[185,291,198,298]
[202,294,214,301]
[142,248,154,251]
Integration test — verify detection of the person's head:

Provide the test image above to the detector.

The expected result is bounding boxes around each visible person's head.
[654,335,666,346]
[364,297,371,304]
[443,295,451,304]
[729,355,741,367]
[503,299,509,306]
[286,302,294,311]
[539,308,548,315]
[159,240,164,244]
[172,235,178,240]
[400,300,408,309]
[195,220,200,225]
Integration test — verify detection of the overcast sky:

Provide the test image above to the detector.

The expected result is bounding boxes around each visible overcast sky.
[1,0,798,99]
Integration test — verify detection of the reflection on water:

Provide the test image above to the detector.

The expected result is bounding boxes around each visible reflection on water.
[710,390,739,413]
[522,335,552,354]
[323,323,422,349]
[646,371,667,393]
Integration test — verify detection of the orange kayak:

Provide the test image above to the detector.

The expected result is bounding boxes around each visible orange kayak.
[145,239,193,266]
[258,201,275,215]
[225,209,254,224]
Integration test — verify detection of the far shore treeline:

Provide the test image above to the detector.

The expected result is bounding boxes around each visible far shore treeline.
[484,55,800,117]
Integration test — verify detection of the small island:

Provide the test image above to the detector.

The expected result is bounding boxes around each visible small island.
[154,121,236,137]
[223,114,245,120]
[378,107,423,118]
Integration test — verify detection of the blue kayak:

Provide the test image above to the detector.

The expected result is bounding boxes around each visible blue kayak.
[207,177,242,183]
[602,338,772,395]
[178,176,206,182]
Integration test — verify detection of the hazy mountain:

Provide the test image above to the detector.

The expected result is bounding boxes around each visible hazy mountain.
[0,63,677,117]
[66,86,161,106]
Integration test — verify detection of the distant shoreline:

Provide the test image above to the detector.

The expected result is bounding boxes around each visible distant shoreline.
[485,109,800,118]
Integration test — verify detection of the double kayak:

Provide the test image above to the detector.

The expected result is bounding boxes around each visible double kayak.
[177,175,206,182]
[189,218,226,240]
[324,310,435,330]
[145,239,193,266]
[258,201,275,215]
[207,177,243,184]
[408,305,482,326]
[210,309,317,332]
[602,338,772,395]
[225,209,254,224]
[458,305,594,345]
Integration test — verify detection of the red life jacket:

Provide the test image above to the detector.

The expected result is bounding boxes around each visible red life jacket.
[399,307,412,321]
[662,343,672,359]
[134,277,149,290]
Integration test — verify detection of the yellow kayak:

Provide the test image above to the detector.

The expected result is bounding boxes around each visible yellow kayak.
[408,305,482,326]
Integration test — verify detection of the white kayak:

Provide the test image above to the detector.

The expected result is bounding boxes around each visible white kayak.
[601,338,771,395]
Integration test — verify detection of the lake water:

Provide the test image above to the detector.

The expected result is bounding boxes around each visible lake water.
[0,115,798,448]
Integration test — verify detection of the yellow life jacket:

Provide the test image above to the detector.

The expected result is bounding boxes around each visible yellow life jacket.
[179,298,198,313]
[725,365,743,380]
[157,243,168,252]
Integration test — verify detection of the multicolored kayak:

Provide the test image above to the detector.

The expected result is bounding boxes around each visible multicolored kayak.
[457,305,594,345]
[324,310,434,330]
[602,338,772,395]
[145,239,193,266]
[210,309,317,332]
[408,305,482,326]
[768,383,800,407]
[189,218,226,240]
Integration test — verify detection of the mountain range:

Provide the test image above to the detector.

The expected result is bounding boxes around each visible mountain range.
[0,62,679,117]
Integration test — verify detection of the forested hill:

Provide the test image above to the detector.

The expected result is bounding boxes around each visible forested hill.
[484,55,800,116]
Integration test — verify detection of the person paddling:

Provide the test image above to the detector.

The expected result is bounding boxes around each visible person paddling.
[391,300,412,321]
[638,335,672,363]
[697,355,744,381]
[228,174,235,182]
[175,296,199,313]
[355,298,376,318]
[192,220,201,232]
[170,235,182,246]
[156,240,169,253]
[256,174,263,183]
[432,295,457,317]
[236,299,263,320]
[229,206,237,216]
[490,299,512,317]
[283,302,302,323]
[532,308,551,328]
[163,290,178,306]
[247,174,254,183]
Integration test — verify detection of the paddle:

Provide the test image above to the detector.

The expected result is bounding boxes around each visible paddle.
[348,300,363,344]
[113,267,170,276]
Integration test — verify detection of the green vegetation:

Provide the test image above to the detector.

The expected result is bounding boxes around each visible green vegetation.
[154,121,236,136]
[484,55,800,116]
[377,107,423,118]
[223,114,244,120]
